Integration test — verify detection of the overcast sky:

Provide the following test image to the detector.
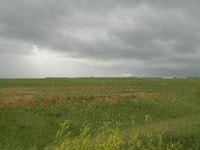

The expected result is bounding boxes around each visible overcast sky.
[0,0,200,78]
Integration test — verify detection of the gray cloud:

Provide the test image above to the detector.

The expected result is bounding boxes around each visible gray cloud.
[0,0,200,77]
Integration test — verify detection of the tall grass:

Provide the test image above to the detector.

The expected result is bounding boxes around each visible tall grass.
[47,118,185,150]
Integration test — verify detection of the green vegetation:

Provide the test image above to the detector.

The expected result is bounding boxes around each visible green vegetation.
[47,119,184,150]
[0,77,200,149]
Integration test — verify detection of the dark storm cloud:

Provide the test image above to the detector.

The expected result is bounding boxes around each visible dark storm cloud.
[0,0,200,77]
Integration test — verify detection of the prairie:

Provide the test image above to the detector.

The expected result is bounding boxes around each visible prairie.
[0,78,200,149]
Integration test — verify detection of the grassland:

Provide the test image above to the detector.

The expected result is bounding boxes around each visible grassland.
[0,77,200,149]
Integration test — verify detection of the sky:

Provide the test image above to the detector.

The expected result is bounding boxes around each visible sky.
[0,0,200,78]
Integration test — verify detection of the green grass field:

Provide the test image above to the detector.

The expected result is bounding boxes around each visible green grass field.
[0,78,200,149]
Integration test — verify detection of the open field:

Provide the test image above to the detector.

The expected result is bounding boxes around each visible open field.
[0,78,200,149]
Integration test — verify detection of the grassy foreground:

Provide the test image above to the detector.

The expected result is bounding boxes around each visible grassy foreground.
[0,77,200,149]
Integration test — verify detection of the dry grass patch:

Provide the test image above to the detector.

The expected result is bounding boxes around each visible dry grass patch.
[0,95,61,108]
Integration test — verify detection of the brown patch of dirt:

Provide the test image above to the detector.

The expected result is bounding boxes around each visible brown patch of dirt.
[0,95,61,108]
[133,92,158,98]
[133,92,173,99]
[0,91,171,107]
